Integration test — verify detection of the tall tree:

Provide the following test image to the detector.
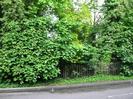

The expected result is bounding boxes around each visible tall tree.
[97,0,133,75]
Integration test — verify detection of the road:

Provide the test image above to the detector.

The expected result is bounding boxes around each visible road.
[0,87,133,99]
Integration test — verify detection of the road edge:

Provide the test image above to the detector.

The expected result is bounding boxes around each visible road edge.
[0,80,133,93]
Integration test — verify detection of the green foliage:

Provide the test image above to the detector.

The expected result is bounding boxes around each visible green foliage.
[120,65,133,76]
[49,74,133,86]
[0,0,132,83]
[1,74,133,88]
[76,45,100,73]
[0,0,93,83]
[96,0,133,75]
[0,17,59,84]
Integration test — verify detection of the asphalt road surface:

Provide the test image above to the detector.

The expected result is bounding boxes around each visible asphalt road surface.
[0,87,133,99]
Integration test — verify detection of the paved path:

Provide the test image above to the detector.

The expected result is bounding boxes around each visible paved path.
[0,87,133,99]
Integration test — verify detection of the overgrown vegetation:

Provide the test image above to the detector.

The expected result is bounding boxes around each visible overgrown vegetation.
[96,0,133,76]
[0,74,133,88]
[0,0,132,84]
[0,0,94,84]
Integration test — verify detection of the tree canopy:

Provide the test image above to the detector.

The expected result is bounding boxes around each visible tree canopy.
[96,0,133,76]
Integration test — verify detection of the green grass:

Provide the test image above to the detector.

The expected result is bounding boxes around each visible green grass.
[0,75,133,88]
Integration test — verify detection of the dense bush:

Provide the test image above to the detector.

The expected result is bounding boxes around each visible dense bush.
[0,18,59,83]
[1,0,132,84]
[0,0,93,83]
[120,65,133,76]
[96,0,133,76]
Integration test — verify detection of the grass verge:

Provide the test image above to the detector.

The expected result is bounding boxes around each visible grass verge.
[0,75,133,88]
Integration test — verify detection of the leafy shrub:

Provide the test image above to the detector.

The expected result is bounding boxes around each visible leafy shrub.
[120,65,133,77]
[0,0,93,83]
[0,18,58,83]
[77,45,100,73]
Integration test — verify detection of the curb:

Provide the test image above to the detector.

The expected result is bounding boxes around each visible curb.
[0,80,133,93]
